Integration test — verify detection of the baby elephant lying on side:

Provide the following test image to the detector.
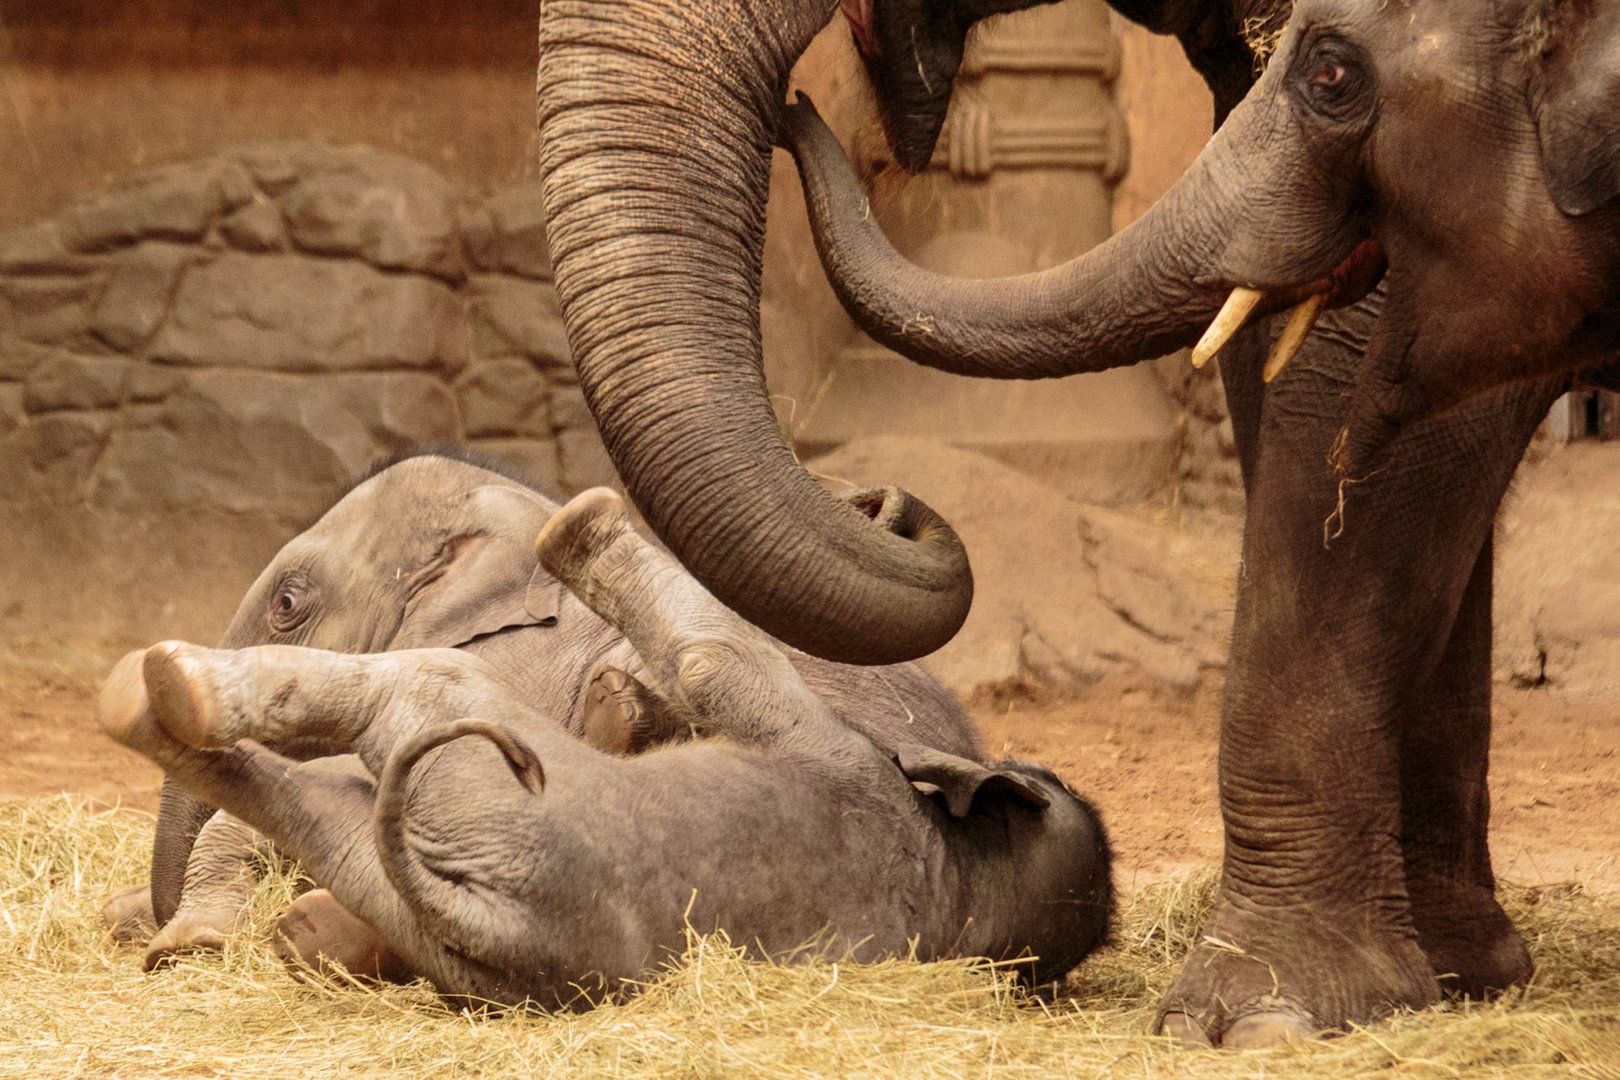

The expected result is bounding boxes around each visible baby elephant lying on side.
[107,449,983,972]
[101,488,1112,1007]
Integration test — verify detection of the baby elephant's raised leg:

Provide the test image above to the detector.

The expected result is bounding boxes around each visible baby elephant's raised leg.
[131,642,535,780]
[99,653,423,951]
[536,489,844,752]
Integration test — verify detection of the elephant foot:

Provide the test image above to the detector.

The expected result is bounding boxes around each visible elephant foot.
[99,650,152,746]
[143,907,238,971]
[1407,872,1533,999]
[102,884,157,943]
[140,641,226,749]
[582,665,687,755]
[273,889,413,984]
[1155,896,1441,1048]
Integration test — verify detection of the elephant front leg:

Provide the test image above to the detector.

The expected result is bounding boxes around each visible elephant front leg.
[142,811,275,971]
[1156,341,1556,1047]
[1397,539,1532,998]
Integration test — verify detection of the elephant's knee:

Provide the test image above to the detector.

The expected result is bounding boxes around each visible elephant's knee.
[674,639,771,712]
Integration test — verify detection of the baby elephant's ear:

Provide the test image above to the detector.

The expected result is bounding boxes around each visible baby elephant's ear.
[1533,0,1620,216]
[391,486,563,651]
[893,743,1051,819]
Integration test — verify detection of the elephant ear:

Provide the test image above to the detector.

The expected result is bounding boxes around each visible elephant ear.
[1533,0,1620,217]
[390,485,564,651]
[894,743,1051,818]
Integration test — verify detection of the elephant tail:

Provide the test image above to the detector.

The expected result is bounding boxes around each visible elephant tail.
[373,719,545,948]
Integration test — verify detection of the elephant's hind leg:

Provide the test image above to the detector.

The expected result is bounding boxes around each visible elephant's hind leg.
[100,651,429,970]
[128,641,538,780]
[537,488,841,749]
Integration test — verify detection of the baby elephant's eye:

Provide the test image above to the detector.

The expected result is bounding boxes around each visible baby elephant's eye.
[268,582,311,633]
[1309,58,1346,89]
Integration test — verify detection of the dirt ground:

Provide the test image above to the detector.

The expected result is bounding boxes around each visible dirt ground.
[3,657,1615,897]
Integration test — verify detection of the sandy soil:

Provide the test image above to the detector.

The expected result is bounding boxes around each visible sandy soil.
[4,657,1614,896]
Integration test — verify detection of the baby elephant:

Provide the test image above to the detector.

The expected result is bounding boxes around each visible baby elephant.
[110,448,982,971]
[101,489,1112,1008]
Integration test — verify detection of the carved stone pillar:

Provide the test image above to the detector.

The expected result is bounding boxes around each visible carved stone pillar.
[793,0,1176,506]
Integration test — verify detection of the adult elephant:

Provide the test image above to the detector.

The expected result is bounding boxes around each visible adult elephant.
[536,0,1573,1047]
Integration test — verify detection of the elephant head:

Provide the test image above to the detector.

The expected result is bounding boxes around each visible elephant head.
[149,449,561,925]
[790,0,1620,475]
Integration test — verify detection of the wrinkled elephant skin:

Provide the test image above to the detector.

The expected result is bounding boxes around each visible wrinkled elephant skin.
[102,490,1113,1008]
[536,0,1582,1047]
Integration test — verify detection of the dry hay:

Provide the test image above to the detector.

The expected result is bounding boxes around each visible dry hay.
[2,797,1618,1078]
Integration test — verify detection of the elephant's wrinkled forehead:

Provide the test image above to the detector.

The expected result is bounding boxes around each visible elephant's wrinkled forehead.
[313,458,498,552]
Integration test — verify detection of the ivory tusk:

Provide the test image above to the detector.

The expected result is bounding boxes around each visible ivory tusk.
[1191,287,1265,369]
[1263,293,1329,382]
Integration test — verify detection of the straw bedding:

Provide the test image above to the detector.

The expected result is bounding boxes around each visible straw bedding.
[2,796,1617,1078]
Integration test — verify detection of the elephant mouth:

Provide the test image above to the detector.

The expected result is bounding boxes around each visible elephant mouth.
[1193,238,1387,381]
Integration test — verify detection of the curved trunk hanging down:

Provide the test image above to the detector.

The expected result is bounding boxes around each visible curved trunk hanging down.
[537,0,972,665]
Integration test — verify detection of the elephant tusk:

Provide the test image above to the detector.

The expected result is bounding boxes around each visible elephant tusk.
[1263,294,1329,383]
[1191,287,1265,369]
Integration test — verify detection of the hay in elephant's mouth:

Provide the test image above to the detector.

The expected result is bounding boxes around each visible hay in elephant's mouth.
[3,795,1619,1078]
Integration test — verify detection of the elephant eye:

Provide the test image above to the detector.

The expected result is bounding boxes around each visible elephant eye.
[268,580,312,633]
[1309,58,1345,89]
[1295,37,1371,121]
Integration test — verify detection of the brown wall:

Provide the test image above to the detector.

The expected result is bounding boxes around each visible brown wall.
[0,0,542,231]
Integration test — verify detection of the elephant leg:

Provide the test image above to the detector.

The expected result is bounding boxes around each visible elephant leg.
[1156,310,1561,1047]
[581,663,691,755]
[99,655,428,968]
[536,489,845,751]
[273,889,414,984]
[143,811,275,971]
[126,642,536,781]
[1398,539,1532,998]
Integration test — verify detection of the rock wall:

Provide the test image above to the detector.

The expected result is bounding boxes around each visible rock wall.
[0,141,614,644]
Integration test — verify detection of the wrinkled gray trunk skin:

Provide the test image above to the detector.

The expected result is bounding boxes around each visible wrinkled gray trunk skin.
[537,0,976,667]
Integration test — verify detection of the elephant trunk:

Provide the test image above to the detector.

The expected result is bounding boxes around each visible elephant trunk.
[784,95,1229,378]
[537,0,972,666]
[149,778,219,925]
[784,58,1380,384]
